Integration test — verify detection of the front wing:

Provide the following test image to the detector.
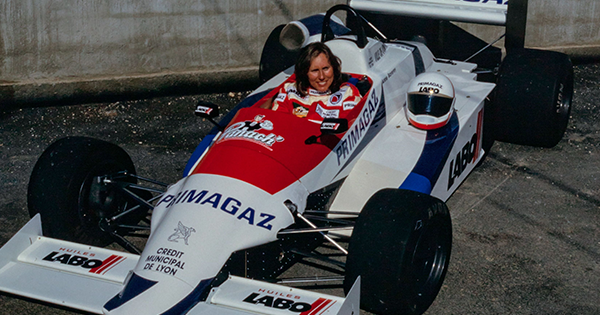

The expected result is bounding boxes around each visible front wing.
[0,215,360,315]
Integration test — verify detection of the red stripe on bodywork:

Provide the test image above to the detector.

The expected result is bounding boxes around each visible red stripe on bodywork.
[89,255,124,274]
[313,299,335,315]
[300,298,334,315]
[97,256,126,275]
[473,109,484,162]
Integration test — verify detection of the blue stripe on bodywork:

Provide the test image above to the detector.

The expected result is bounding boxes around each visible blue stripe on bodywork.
[182,134,217,177]
[183,90,271,177]
[399,113,459,194]
[399,172,432,194]
[103,273,157,311]
[160,279,214,315]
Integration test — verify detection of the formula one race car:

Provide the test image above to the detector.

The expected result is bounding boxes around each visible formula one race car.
[0,3,572,315]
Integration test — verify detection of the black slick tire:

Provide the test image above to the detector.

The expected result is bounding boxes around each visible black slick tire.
[344,189,452,315]
[27,137,136,246]
[490,48,573,148]
[259,24,300,84]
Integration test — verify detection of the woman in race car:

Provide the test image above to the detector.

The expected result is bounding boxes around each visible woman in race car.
[269,42,361,122]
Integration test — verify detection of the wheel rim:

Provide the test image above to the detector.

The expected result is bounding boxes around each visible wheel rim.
[410,221,451,307]
[554,73,573,133]
[77,163,130,232]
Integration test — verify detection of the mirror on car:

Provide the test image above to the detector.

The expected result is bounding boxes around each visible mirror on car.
[195,100,224,132]
[195,101,220,119]
[320,118,348,135]
[305,118,349,144]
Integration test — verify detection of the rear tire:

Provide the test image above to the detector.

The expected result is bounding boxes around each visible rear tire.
[259,25,300,83]
[490,48,573,148]
[344,189,452,315]
[28,137,137,246]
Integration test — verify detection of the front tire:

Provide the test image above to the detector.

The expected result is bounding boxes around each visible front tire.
[28,137,137,246]
[344,189,452,315]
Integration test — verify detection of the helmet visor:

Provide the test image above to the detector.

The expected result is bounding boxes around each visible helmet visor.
[408,93,453,118]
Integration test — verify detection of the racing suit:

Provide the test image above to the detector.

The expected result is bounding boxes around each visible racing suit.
[271,81,361,123]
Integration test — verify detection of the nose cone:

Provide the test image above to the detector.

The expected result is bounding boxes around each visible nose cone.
[103,272,214,314]
[104,173,297,314]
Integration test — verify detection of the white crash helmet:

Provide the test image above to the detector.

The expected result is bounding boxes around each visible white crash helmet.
[406,72,455,130]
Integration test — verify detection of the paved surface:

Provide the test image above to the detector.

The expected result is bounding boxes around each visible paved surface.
[0,62,598,314]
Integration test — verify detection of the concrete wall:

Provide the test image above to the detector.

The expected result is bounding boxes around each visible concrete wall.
[0,0,342,106]
[1,0,599,106]
[458,0,600,58]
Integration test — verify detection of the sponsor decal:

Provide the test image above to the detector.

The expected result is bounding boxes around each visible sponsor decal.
[243,291,335,314]
[285,85,308,99]
[321,122,340,131]
[168,221,196,245]
[275,93,286,103]
[418,81,443,89]
[382,68,397,85]
[42,249,126,275]
[457,0,507,4]
[368,43,387,68]
[418,86,440,94]
[343,101,357,111]
[218,115,284,149]
[447,132,478,189]
[156,190,276,231]
[195,105,213,115]
[335,88,381,166]
[308,88,330,96]
[143,247,186,276]
[292,103,310,118]
[314,104,339,119]
[328,91,343,107]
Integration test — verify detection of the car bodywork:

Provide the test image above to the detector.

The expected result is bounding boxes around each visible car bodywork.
[0,24,490,315]
[0,1,569,315]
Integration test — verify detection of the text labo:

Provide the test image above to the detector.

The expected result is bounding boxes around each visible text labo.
[448,132,478,189]
[43,251,103,269]
[418,87,440,94]
[243,293,312,313]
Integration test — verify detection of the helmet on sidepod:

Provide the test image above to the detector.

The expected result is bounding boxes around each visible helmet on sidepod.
[406,72,455,130]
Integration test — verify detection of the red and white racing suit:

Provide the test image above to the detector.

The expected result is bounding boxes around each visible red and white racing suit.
[271,82,361,123]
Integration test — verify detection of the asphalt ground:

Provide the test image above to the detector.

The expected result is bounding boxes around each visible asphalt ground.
[0,62,599,315]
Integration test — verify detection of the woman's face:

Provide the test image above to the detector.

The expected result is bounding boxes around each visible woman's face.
[307,53,334,93]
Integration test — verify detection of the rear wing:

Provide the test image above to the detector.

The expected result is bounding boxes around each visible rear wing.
[349,0,528,50]
[351,0,508,25]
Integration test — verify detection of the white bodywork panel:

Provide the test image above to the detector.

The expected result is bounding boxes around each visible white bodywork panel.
[350,0,508,25]
[0,11,498,313]
[0,215,360,315]
[329,51,495,213]
[0,215,134,314]
[105,173,301,314]
[195,276,360,315]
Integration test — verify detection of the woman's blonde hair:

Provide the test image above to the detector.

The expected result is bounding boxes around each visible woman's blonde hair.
[295,42,342,97]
